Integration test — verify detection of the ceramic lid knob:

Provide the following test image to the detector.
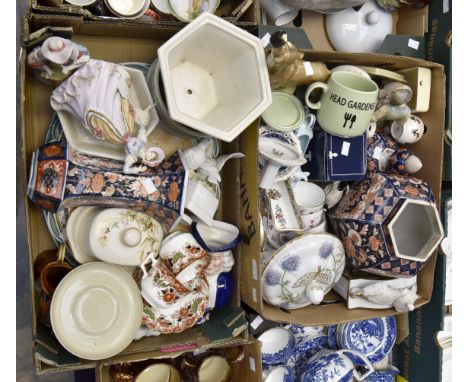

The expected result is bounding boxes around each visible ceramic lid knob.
[49,38,66,52]
[120,227,142,247]
[366,11,381,25]
[404,155,423,173]
[305,285,325,305]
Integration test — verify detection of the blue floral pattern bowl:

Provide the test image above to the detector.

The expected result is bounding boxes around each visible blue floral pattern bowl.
[259,327,296,365]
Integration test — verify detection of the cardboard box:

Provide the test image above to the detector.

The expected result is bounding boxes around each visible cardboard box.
[284,6,428,53]
[238,50,445,326]
[19,16,250,374]
[96,340,262,382]
[29,0,260,30]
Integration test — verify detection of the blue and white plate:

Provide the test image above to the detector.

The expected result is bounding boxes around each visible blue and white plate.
[328,324,339,350]
[338,316,397,364]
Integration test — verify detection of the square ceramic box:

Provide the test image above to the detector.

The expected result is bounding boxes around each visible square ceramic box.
[238,49,446,327]
[19,16,250,374]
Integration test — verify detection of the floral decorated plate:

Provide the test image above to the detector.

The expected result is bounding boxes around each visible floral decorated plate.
[262,233,345,309]
[89,208,164,266]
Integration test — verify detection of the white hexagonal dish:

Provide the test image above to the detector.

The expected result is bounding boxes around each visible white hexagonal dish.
[158,13,272,142]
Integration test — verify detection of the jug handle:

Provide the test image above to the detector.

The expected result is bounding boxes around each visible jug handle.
[336,349,374,381]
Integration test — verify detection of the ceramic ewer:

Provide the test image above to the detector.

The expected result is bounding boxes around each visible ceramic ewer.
[337,316,397,365]
[328,172,444,277]
[259,327,295,365]
[300,349,374,382]
[27,141,188,233]
[158,13,272,142]
[262,233,345,309]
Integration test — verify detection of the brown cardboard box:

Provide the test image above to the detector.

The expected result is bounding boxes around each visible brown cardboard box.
[19,16,249,374]
[96,340,262,382]
[286,6,428,52]
[29,0,260,30]
[238,50,445,326]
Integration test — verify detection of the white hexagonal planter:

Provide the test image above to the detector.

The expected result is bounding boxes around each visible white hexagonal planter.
[158,13,272,142]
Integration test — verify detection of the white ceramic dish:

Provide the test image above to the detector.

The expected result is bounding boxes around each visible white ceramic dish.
[265,181,302,232]
[105,0,150,18]
[151,0,171,13]
[64,0,97,5]
[158,13,272,142]
[325,1,393,53]
[89,208,164,266]
[50,262,143,360]
[66,206,103,264]
[262,233,345,309]
[58,66,159,160]
[168,0,220,22]
[262,92,305,132]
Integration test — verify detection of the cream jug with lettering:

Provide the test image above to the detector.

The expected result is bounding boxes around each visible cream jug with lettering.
[305,72,379,138]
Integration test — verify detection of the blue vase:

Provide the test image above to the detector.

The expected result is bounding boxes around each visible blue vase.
[215,271,234,308]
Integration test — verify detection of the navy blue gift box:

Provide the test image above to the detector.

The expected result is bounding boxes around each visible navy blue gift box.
[302,128,367,182]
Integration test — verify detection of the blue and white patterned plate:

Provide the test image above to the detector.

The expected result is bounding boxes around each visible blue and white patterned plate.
[339,316,397,364]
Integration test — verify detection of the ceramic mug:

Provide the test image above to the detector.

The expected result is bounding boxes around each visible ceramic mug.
[305,72,379,138]
[37,245,73,296]
[260,0,299,26]
[390,115,426,144]
[135,363,182,382]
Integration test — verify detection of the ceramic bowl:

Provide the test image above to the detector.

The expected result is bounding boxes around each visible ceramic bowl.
[151,0,171,13]
[50,262,143,360]
[58,65,159,160]
[168,0,220,22]
[105,0,150,18]
[136,363,182,382]
[66,206,102,264]
[198,355,232,382]
[158,13,272,142]
[263,365,295,382]
[192,220,241,253]
[64,0,97,5]
[259,327,295,365]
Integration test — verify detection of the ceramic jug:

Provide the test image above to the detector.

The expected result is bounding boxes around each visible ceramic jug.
[300,349,374,382]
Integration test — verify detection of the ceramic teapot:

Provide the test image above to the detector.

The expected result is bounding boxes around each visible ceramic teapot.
[300,349,374,382]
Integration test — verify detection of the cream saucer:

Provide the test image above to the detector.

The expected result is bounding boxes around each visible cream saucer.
[50,262,143,360]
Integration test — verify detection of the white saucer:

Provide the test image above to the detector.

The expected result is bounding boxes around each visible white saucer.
[50,262,143,360]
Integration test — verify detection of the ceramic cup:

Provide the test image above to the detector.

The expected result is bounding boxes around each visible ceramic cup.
[292,181,326,229]
[262,92,305,132]
[305,71,379,138]
[198,356,232,382]
[135,363,182,382]
[259,327,295,365]
[390,115,426,144]
[260,0,299,26]
[38,245,73,296]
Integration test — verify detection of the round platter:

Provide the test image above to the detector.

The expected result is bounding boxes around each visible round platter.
[50,262,143,360]
[262,233,345,309]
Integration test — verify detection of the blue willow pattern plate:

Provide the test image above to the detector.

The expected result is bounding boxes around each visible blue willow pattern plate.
[339,316,396,364]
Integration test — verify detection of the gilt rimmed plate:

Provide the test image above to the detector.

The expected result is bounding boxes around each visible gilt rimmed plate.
[262,233,345,310]
[50,262,143,360]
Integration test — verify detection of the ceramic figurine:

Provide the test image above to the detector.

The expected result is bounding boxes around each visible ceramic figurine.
[328,172,444,277]
[27,36,90,85]
[373,82,413,124]
[180,138,244,184]
[267,31,330,90]
[367,133,422,175]
[323,181,349,209]
[50,59,162,174]
[27,141,187,232]
[350,283,419,312]
[124,125,165,174]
